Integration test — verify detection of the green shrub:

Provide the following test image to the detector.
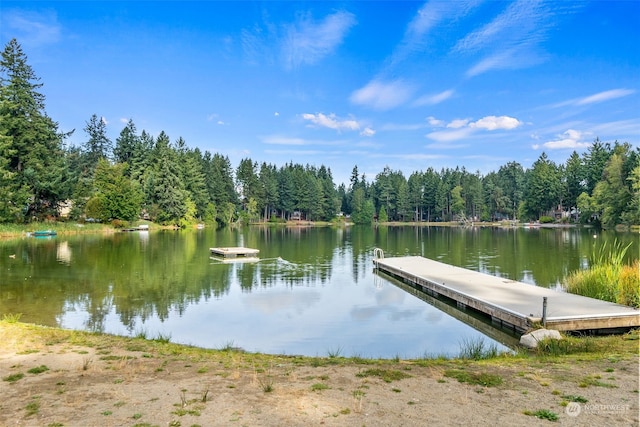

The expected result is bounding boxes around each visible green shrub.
[539,215,554,224]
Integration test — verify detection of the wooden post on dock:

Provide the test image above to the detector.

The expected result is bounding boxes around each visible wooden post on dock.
[542,297,548,327]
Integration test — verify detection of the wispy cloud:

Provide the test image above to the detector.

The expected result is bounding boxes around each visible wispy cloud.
[2,9,61,47]
[554,88,636,107]
[455,0,566,76]
[350,79,415,110]
[413,89,454,106]
[387,0,481,69]
[262,135,347,146]
[262,136,306,145]
[281,11,356,70]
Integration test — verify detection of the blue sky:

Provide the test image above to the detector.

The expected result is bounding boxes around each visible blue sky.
[2,1,639,185]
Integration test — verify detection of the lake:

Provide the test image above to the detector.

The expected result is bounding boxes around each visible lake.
[0,225,637,359]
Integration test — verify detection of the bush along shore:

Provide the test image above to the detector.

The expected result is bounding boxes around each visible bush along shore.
[0,319,638,426]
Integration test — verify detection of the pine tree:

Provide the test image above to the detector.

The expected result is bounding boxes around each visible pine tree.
[0,38,68,221]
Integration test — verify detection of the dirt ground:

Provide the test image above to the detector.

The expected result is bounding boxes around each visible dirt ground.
[0,323,638,427]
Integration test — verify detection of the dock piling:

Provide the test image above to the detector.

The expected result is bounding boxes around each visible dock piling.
[542,297,548,327]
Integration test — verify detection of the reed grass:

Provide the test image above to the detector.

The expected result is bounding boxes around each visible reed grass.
[565,239,639,307]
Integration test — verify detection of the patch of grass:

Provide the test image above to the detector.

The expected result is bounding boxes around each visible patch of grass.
[578,375,617,388]
[458,337,500,360]
[311,382,329,391]
[561,394,588,403]
[356,368,412,383]
[172,408,201,417]
[25,399,40,417]
[196,367,208,374]
[47,423,64,427]
[100,355,135,361]
[523,409,559,421]
[2,313,22,323]
[444,369,503,387]
[154,332,171,343]
[101,411,112,416]
[3,372,25,383]
[135,328,148,339]
[27,365,49,374]
[327,346,343,358]
[17,349,39,355]
[132,413,143,419]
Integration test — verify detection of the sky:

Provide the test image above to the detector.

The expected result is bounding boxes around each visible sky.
[1,1,639,185]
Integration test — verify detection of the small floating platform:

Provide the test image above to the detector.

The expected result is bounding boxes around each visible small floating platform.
[32,230,57,236]
[373,255,640,333]
[121,224,149,232]
[210,247,260,258]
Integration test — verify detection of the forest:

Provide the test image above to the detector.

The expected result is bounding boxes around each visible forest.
[2,38,639,229]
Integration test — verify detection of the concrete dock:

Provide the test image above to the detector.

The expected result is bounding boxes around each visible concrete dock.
[373,255,640,333]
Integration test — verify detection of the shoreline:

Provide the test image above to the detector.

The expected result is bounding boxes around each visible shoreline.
[1,321,638,426]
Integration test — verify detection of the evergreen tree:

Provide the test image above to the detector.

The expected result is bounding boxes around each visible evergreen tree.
[82,114,112,172]
[114,119,139,165]
[0,38,69,221]
[151,131,189,225]
[523,153,562,219]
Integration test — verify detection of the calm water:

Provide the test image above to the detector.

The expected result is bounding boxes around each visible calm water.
[0,226,637,358]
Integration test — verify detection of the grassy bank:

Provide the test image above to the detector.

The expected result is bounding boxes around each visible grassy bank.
[2,319,638,367]
[565,240,640,308]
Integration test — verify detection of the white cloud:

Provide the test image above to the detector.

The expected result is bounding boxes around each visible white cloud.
[350,79,415,110]
[426,115,523,142]
[413,89,454,106]
[541,129,592,149]
[470,115,522,130]
[447,119,470,129]
[301,113,361,132]
[427,116,445,127]
[360,127,375,137]
[274,112,280,117]
[282,11,356,70]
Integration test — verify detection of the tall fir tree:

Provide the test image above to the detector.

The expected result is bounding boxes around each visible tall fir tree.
[0,38,68,221]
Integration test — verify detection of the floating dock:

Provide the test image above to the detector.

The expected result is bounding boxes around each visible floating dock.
[210,247,259,259]
[373,255,640,333]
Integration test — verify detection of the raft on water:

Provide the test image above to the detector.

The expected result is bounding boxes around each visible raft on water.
[209,247,260,262]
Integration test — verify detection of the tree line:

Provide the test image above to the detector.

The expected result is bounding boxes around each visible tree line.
[1,39,639,229]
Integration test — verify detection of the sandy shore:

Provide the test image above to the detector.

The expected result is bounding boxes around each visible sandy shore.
[0,322,638,427]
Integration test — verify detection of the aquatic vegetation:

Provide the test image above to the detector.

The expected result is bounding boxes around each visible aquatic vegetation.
[565,239,639,307]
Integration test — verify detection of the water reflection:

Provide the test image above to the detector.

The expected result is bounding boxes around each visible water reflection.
[0,226,637,358]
